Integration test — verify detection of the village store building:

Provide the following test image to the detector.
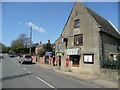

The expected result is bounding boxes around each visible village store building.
[55,2,120,74]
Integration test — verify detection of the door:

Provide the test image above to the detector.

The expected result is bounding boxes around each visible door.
[70,55,80,67]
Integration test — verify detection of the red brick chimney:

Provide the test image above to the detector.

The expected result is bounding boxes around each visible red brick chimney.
[48,40,50,43]
[40,42,42,45]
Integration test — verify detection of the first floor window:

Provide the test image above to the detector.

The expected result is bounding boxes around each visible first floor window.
[74,19,80,28]
[74,34,83,46]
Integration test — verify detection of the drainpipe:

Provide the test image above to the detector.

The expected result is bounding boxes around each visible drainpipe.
[99,28,105,68]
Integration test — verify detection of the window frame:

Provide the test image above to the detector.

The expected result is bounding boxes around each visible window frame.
[83,54,94,64]
[74,34,83,46]
[74,19,80,28]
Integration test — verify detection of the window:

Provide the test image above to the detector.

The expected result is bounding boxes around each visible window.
[74,34,83,46]
[74,19,80,28]
[109,54,117,60]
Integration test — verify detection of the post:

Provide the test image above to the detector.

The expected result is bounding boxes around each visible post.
[29,26,32,54]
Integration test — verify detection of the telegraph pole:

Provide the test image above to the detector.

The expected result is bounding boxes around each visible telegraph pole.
[29,26,32,54]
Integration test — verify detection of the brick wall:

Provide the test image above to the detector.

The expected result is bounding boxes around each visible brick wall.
[32,56,55,64]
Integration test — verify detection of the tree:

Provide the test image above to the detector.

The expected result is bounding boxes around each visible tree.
[11,34,29,52]
[43,43,53,52]
[37,48,45,57]
[0,42,10,53]
[37,42,55,57]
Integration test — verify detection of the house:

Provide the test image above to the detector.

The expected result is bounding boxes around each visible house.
[35,40,55,55]
[35,42,44,55]
[55,2,120,74]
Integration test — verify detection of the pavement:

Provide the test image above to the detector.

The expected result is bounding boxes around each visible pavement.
[36,62,119,88]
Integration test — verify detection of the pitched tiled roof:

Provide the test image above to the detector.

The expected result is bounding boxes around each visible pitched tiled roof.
[85,7,120,39]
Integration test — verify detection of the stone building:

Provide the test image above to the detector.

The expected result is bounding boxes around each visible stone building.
[55,2,120,74]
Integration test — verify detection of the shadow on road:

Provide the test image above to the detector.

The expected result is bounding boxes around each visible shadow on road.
[2,73,32,82]
[22,62,36,65]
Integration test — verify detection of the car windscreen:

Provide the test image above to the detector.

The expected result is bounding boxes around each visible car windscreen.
[25,56,31,58]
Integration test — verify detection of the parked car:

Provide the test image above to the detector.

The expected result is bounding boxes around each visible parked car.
[19,55,32,64]
[9,53,16,57]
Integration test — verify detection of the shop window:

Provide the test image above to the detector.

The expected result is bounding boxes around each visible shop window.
[74,19,80,28]
[74,34,83,46]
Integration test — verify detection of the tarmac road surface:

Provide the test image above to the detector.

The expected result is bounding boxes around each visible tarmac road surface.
[2,55,99,89]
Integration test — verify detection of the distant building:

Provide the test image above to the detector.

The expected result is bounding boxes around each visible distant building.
[35,40,55,55]
[35,42,45,55]
[55,2,120,74]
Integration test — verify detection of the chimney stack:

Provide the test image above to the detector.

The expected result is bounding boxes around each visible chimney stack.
[40,42,42,45]
[48,40,50,43]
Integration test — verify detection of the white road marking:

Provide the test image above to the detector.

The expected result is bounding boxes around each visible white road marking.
[36,76,55,89]
[11,58,56,89]
[23,68,27,71]
[27,70,31,73]
[22,67,31,73]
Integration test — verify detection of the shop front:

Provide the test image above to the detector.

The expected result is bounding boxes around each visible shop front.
[66,48,81,67]
[70,55,80,67]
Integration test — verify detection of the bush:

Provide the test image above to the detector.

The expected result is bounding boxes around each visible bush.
[116,53,120,61]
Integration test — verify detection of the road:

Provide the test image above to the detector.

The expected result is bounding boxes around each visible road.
[2,55,100,89]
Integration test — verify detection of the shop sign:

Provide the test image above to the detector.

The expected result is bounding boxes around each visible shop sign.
[66,48,80,55]
[45,52,52,56]
[83,54,94,64]
[57,52,62,56]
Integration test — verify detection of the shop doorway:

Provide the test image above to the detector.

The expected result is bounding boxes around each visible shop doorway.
[70,55,80,67]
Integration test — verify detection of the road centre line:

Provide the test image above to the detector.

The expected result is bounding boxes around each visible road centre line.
[22,67,32,73]
[11,59,56,89]
[11,59,32,74]
[27,70,32,73]
[23,68,27,71]
[36,76,55,89]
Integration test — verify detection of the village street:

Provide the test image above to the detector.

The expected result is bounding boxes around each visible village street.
[2,55,99,89]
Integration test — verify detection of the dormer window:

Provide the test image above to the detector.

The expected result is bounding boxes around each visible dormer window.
[74,19,80,28]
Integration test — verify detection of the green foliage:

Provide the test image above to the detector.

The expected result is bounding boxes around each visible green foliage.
[0,42,10,53]
[11,34,29,50]
[10,33,30,54]
[37,43,55,57]
[116,53,120,61]
[37,48,45,57]
[43,43,52,52]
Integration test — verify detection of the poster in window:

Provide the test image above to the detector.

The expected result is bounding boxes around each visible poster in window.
[83,54,94,64]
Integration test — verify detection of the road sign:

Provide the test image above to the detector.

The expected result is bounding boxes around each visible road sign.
[45,52,52,56]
